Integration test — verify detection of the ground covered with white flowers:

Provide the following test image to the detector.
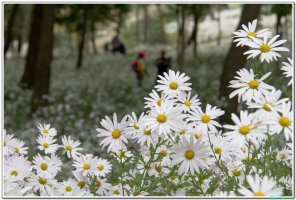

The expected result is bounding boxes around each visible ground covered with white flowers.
[4,17,293,197]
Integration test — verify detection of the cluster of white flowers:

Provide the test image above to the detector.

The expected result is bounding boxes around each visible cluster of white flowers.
[4,19,293,197]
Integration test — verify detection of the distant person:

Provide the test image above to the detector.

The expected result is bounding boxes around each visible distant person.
[155,50,171,80]
[104,35,126,54]
[132,52,147,87]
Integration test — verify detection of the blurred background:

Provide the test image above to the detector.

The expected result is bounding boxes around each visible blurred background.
[4,4,292,157]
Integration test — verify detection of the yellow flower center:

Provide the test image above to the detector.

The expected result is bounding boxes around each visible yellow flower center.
[202,157,207,161]
[245,156,252,161]
[195,133,202,139]
[10,170,18,176]
[254,192,265,196]
[263,102,273,111]
[40,163,48,171]
[260,44,271,53]
[155,165,162,173]
[112,129,121,139]
[38,177,47,185]
[43,143,49,148]
[113,189,120,195]
[157,114,167,123]
[185,150,195,160]
[144,129,152,135]
[78,181,85,188]
[66,145,72,152]
[239,126,250,135]
[119,151,126,157]
[214,147,223,154]
[170,175,177,180]
[280,153,286,159]
[133,123,139,129]
[247,31,256,38]
[14,147,20,153]
[157,98,164,106]
[184,100,192,107]
[98,165,104,171]
[249,80,260,89]
[160,150,167,156]
[180,129,186,135]
[4,140,7,146]
[201,114,211,123]
[169,82,179,90]
[232,169,241,176]
[279,117,291,127]
[83,163,91,170]
[95,180,101,188]
[65,186,72,192]
[43,129,49,134]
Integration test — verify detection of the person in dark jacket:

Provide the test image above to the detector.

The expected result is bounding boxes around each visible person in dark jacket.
[155,50,171,81]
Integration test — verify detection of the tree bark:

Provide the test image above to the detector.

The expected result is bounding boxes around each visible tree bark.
[219,4,261,123]
[135,5,140,43]
[177,5,186,69]
[116,12,123,37]
[187,5,199,57]
[217,5,222,46]
[18,5,32,55]
[76,9,87,69]
[143,5,148,43]
[31,5,55,114]
[156,4,166,44]
[4,4,19,58]
[20,5,42,89]
[90,22,97,54]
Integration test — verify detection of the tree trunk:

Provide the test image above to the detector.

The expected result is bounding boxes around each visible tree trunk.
[90,22,97,54]
[135,5,140,43]
[156,4,166,44]
[143,5,148,43]
[20,5,42,89]
[76,9,87,69]
[187,5,199,57]
[4,4,19,58]
[276,14,282,37]
[18,5,32,55]
[219,4,261,124]
[116,12,123,37]
[177,5,186,69]
[217,6,222,46]
[31,5,54,114]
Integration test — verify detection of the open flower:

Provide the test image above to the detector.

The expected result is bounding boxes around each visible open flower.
[61,135,83,159]
[281,57,293,86]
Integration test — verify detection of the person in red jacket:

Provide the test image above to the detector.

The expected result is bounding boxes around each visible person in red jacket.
[132,52,147,87]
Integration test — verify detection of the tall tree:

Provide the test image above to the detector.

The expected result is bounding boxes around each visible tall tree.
[4,4,19,58]
[156,4,166,44]
[76,8,88,69]
[177,5,186,68]
[31,5,55,114]
[143,5,149,43]
[219,4,261,123]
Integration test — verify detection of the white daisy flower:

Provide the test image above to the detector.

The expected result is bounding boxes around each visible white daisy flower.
[72,154,95,177]
[229,68,274,102]
[148,162,170,177]
[223,111,266,147]
[177,91,201,113]
[96,113,129,152]
[209,135,234,162]
[57,179,85,196]
[267,101,293,141]
[94,178,111,196]
[244,34,289,63]
[246,89,289,120]
[32,154,62,179]
[73,171,88,191]
[144,101,183,137]
[11,139,28,155]
[187,104,224,135]
[276,147,292,165]
[110,184,123,196]
[238,174,283,197]
[125,112,145,136]
[93,158,112,178]
[132,126,159,148]
[233,19,271,47]
[115,149,133,162]
[144,90,171,108]
[4,155,31,181]
[171,136,210,174]
[155,70,192,96]
[25,173,58,196]
[37,123,57,137]
[281,57,293,86]
[61,135,83,159]
[3,130,17,156]
[37,135,59,154]
[156,145,172,166]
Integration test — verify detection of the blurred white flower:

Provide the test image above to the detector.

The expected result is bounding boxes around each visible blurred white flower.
[281,57,293,86]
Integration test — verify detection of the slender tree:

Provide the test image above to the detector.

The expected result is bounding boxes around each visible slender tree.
[219,4,261,123]
[31,5,55,114]
[156,4,166,44]
[177,5,186,69]
[4,4,19,58]
[76,8,88,69]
